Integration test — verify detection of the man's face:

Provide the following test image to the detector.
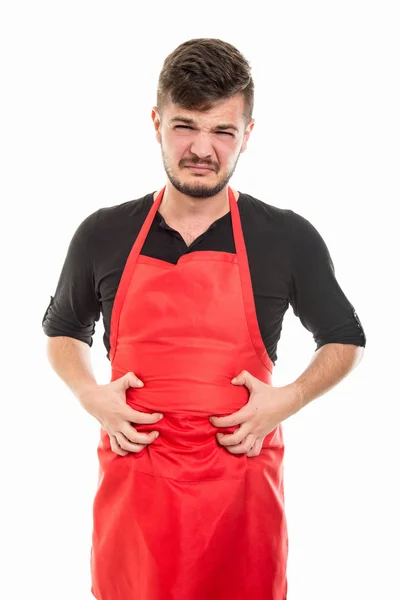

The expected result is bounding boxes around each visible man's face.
[151,94,254,198]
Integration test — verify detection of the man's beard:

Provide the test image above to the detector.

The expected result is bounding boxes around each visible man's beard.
[161,147,240,199]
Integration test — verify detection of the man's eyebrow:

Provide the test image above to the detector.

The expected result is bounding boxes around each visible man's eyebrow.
[169,116,239,132]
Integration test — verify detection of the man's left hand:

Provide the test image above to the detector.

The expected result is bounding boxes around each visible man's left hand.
[209,370,295,457]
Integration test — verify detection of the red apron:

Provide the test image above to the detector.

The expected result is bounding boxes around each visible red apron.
[90,186,288,600]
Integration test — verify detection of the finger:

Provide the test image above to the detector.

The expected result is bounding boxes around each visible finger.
[209,406,248,427]
[217,424,251,446]
[239,434,257,453]
[109,434,129,456]
[121,371,144,389]
[231,370,253,389]
[115,431,147,453]
[124,407,164,424]
[222,434,256,455]
[247,438,263,457]
[121,424,160,445]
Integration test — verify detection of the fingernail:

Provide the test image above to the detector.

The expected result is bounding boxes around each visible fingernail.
[137,380,144,386]
[157,413,163,419]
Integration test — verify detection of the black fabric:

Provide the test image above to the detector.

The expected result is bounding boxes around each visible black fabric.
[42,190,366,364]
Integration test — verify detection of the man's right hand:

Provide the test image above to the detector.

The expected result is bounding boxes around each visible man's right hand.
[79,372,163,456]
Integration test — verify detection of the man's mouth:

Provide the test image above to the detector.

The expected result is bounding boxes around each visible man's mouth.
[185,164,214,172]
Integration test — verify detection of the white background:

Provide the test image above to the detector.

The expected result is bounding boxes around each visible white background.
[1,1,399,599]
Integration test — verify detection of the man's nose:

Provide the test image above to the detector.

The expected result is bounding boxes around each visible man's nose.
[189,132,214,159]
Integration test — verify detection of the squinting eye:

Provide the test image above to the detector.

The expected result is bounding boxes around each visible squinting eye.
[174,125,233,137]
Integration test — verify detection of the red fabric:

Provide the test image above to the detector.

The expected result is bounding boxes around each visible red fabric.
[90,186,288,600]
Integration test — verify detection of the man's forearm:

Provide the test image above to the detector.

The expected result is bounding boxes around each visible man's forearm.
[282,343,365,418]
[45,336,99,401]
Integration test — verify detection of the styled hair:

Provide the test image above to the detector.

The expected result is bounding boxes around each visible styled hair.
[156,38,254,126]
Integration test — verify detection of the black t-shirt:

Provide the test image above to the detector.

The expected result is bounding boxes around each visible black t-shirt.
[41,190,366,364]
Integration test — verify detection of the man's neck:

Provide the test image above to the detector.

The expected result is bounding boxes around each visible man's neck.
[153,186,239,225]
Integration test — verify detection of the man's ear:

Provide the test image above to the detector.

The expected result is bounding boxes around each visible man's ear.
[240,118,255,154]
[151,107,162,144]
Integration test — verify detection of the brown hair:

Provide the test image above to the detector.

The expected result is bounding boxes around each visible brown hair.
[156,38,254,126]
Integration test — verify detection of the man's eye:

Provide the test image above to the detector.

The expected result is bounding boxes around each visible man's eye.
[174,125,233,136]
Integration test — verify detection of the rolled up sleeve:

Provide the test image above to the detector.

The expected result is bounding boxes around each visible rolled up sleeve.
[288,211,366,350]
[42,211,101,347]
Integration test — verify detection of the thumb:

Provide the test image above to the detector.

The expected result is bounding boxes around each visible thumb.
[122,372,144,389]
[231,370,251,388]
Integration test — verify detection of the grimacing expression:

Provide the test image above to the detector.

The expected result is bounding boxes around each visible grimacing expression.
[152,95,254,198]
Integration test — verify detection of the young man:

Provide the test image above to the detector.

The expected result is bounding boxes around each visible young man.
[43,38,366,600]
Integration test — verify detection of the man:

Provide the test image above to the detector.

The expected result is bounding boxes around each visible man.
[42,38,366,600]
